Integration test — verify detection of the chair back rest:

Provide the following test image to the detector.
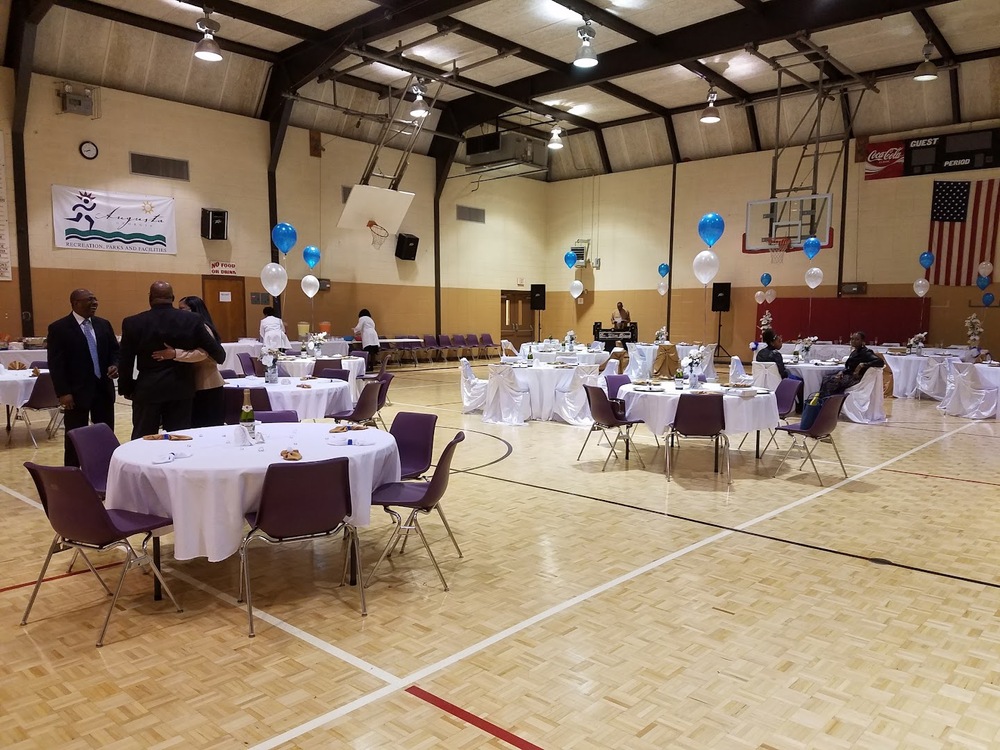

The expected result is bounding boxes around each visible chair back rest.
[773,378,803,418]
[390,411,438,479]
[24,462,122,546]
[601,358,619,377]
[353,350,370,369]
[417,432,465,509]
[452,334,467,347]
[466,334,480,347]
[488,363,515,382]
[480,333,496,346]
[953,361,984,389]
[220,368,239,379]
[460,358,477,382]
[574,364,600,388]
[376,373,394,409]
[256,410,298,423]
[672,392,725,436]
[500,339,518,356]
[751,361,780,389]
[311,358,341,376]
[436,334,451,347]
[67,423,119,494]
[351,382,382,421]
[320,368,350,382]
[605,374,631,400]
[255,457,352,538]
[583,384,622,427]
[729,356,746,380]
[252,357,266,377]
[809,393,847,436]
[25,372,59,409]
[423,334,438,347]
[237,352,255,376]
[29,360,48,369]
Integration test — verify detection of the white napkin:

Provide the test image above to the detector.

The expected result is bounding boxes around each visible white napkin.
[152,450,192,464]
[233,425,253,446]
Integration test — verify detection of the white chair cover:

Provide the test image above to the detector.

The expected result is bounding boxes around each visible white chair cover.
[500,339,520,357]
[842,366,887,423]
[589,341,605,352]
[459,358,488,413]
[938,362,998,419]
[482,364,531,425]
[916,355,951,400]
[701,344,718,380]
[729,356,746,383]
[598,359,620,394]
[552,365,599,425]
[751,361,781,390]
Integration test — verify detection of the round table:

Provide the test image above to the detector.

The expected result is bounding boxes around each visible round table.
[785,362,844,396]
[882,354,959,399]
[975,362,1000,390]
[0,369,45,408]
[224,376,351,420]
[620,382,778,437]
[220,341,261,373]
[509,363,577,420]
[276,356,367,398]
[0,349,45,367]
[105,423,400,562]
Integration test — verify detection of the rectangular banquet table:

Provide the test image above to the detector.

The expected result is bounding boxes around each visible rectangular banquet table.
[105,423,401,562]
[224,376,351,420]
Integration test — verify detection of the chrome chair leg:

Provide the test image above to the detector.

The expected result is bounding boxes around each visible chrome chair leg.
[412,514,449,591]
[435,504,463,557]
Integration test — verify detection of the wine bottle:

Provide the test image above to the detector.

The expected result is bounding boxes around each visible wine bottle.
[240,388,255,439]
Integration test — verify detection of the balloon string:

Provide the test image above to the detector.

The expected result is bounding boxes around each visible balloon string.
[809,294,813,331]
[704,285,709,342]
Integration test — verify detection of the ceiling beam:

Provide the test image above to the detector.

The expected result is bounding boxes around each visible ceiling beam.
[664,116,680,163]
[746,107,761,151]
[593,129,612,174]
[177,0,325,42]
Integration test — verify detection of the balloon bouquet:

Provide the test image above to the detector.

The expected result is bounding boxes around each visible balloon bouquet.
[694,213,724,341]
[264,223,324,329]
[564,251,584,299]
[977,261,995,308]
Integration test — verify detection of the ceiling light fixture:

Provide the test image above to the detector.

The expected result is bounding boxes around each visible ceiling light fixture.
[410,82,429,118]
[573,16,598,69]
[548,126,564,150]
[699,86,721,124]
[194,9,223,62]
[913,39,938,82]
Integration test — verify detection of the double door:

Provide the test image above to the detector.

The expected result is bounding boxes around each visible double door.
[500,290,534,351]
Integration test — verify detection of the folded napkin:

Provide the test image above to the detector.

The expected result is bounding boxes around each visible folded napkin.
[142,433,193,441]
[233,425,266,445]
[297,384,312,389]
[7,361,26,371]
[329,425,366,433]
[152,449,192,464]
[280,449,302,461]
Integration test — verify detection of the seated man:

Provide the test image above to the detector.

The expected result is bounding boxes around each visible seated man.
[819,330,884,398]
[755,329,790,379]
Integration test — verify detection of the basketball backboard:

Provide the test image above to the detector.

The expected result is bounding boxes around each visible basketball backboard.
[743,193,833,252]
[337,184,415,235]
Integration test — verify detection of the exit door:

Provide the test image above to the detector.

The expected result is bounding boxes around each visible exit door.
[201,275,247,342]
[500,290,534,351]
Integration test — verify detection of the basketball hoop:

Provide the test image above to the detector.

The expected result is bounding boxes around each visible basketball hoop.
[764,236,791,264]
[367,220,389,249]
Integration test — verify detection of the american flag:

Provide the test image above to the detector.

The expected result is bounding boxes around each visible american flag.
[927,179,1000,286]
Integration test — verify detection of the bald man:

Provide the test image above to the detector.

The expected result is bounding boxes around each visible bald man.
[118,281,225,439]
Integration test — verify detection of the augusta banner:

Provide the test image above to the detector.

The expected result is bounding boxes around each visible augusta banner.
[52,185,176,254]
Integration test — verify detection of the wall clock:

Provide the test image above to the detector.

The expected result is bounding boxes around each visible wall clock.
[79,141,98,160]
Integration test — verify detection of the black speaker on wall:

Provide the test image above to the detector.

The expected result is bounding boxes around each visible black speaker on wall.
[395,233,419,260]
[711,282,732,312]
[530,284,546,310]
[201,208,228,240]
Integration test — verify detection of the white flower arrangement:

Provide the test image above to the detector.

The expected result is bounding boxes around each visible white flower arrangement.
[966,314,984,348]
[259,348,280,369]
[759,310,773,332]
[655,326,668,343]
[798,336,818,353]
[681,345,705,375]
[565,329,576,342]
[908,331,927,348]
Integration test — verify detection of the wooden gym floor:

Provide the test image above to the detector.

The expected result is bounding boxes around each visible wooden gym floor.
[2,361,999,749]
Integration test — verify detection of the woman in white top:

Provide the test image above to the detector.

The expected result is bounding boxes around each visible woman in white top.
[353,308,380,371]
[259,306,291,351]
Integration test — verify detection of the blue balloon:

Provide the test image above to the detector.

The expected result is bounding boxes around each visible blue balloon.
[802,236,821,260]
[977,275,990,291]
[271,223,297,254]
[697,213,725,248]
[984,292,996,307]
[919,251,935,270]
[564,251,577,269]
[658,263,670,278]
[760,273,772,288]
[303,245,321,269]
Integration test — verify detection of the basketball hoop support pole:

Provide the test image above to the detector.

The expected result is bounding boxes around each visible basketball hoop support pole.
[715,310,731,358]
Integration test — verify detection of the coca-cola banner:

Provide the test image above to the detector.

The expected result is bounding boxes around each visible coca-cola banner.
[863,140,905,180]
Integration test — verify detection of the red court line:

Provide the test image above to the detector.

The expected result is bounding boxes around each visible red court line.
[881,468,1000,487]
[406,685,545,750]
[0,561,123,594]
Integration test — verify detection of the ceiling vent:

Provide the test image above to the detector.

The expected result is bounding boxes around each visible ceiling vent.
[461,133,548,179]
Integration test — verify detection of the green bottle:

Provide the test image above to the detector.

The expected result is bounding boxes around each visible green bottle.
[240,388,255,439]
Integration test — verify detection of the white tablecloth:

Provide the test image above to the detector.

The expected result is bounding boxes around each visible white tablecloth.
[220,341,261,373]
[785,363,844,396]
[290,340,351,358]
[0,370,45,408]
[620,383,779,436]
[277,356,367,399]
[106,423,400,561]
[882,354,958,399]
[224,376,351,420]
[975,363,1000,390]
[510,364,576,420]
[0,349,46,367]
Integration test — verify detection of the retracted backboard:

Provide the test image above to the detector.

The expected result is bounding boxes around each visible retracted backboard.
[337,185,415,236]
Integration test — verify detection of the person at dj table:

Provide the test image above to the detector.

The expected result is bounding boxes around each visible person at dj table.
[611,301,631,331]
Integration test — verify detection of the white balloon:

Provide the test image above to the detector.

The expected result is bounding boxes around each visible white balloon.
[979,261,994,277]
[754,290,766,305]
[692,250,720,285]
[260,262,288,297]
[913,278,930,298]
[569,280,584,298]
[804,267,824,289]
[764,288,776,304]
[301,274,320,299]
[656,281,668,296]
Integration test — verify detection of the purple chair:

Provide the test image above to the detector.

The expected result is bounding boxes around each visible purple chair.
[8,372,61,448]
[374,373,394,429]
[479,333,500,359]
[451,334,470,359]
[395,335,420,367]
[256,410,299,423]
[465,334,481,360]
[68,423,119,498]
[365,432,465,591]
[238,457,365,635]
[223,387,272,425]
[362,350,392,383]
[665,393,729,483]
[29,360,48,369]
[320,368,350,382]
[310,358,342,378]
[579,385,646,471]
[325,381,380,426]
[21,462,182,647]
[422,334,444,362]
[773,393,848,486]
[220,369,239,379]
[237,352,258,377]
[758,378,804,454]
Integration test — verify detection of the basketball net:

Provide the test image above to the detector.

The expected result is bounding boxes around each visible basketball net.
[367,220,389,249]
[764,236,791,264]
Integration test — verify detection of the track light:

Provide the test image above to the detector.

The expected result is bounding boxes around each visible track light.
[410,82,429,118]
[699,86,720,124]
[548,126,564,150]
[573,17,598,69]
[913,40,938,81]
[194,10,222,62]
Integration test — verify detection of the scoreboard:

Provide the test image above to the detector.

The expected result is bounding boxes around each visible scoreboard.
[863,127,1000,180]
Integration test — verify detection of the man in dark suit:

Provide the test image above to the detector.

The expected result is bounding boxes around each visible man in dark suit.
[48,288,121,465]
[118,281,226,439]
